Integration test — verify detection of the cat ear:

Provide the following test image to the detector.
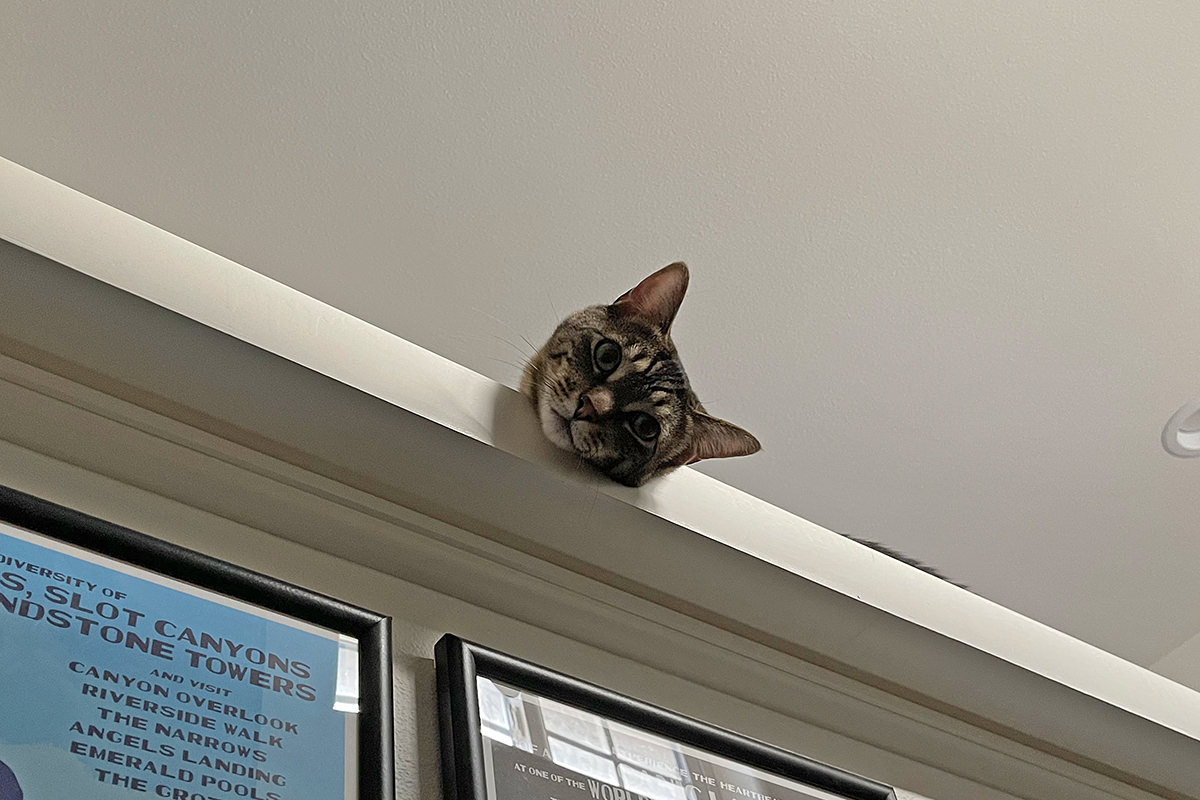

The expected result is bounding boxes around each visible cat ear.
[677,412,761,465]
[612,262,689,334]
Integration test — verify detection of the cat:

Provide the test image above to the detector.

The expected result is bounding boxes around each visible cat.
[521,263,957,584]
[520,262,760,487]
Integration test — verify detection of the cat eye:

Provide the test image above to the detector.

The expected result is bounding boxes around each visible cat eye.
[592,339,622,374]
[629,412,660,442]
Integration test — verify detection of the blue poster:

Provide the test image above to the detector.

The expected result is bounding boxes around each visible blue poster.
[0,522,356,800]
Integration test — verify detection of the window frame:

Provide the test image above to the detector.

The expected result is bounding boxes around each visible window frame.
[436,634,896,800]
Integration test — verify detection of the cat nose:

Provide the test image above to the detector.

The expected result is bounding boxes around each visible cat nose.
[573,388,614,421]
[574,396,597,421]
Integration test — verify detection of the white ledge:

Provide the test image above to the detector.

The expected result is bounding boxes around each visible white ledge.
[4,156,1200,797]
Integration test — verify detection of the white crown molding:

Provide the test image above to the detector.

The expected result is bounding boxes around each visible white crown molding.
[2,156,1199,799]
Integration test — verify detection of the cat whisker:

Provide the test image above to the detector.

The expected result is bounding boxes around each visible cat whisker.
[493,335,536,359]
[484,357,528,372]
[468,306,540,357]
[446,332,532,360]
[544,289,561,322]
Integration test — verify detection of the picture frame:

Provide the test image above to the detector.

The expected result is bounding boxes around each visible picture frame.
[436,634,897,800]
[0,484,394,800]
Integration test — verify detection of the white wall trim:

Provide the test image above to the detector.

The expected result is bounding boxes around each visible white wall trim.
[0,365,1167,800]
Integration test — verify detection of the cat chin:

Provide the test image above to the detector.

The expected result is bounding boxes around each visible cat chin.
[537,400,575,453]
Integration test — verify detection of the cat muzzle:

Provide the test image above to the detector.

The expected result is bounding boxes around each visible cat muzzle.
[573,387,615,421]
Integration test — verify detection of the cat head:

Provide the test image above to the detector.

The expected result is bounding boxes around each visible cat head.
[521,262,760,486]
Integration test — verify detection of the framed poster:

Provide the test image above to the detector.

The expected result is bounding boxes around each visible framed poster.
[0,485,393,800]
[436,635,897,800]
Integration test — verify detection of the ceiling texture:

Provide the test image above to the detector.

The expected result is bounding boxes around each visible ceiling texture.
[4,3,1199,689]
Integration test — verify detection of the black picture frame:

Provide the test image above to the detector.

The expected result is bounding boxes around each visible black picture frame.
[436,634,896,800]
[0,484,394,800]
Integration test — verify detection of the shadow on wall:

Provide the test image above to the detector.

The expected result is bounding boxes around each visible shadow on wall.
[410,655,443,800]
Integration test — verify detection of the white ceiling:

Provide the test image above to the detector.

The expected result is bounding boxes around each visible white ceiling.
[4,2,1199,688]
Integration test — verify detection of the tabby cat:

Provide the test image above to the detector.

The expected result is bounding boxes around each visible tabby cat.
[520,262,760,487]
[521,263,956,583]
